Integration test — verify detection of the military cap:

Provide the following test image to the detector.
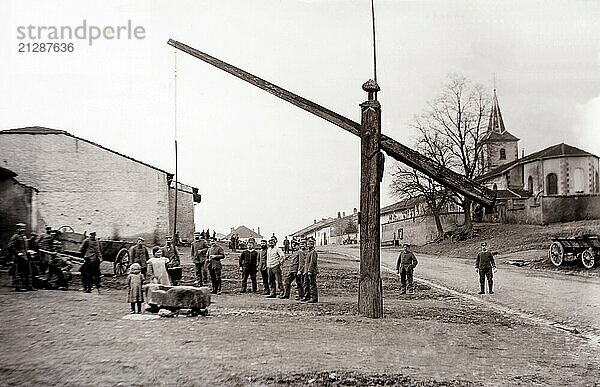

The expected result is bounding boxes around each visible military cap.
[45,226,52,231]
[247,237,255,243]
[89,231,97,235]
[16,223,26,228]
[137,237,144,241]
[481,242,487,246]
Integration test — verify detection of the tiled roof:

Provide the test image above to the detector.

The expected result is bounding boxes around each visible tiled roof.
[0,166,17,178]
[478,143,596,181]
[482,91,519,143]
[482,130,519,142]
[292,217,336,237]
[224,225,263,240]
[495,188,531,200]
[381,197,424,214]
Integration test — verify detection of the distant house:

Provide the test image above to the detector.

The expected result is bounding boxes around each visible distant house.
[0,126,201,242]
[0,167,39,248]
[292,209,359,246]
[224,225,263,242]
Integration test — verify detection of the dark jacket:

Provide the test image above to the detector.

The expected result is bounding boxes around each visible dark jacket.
[80,238,102,262]
[288,250,306,273]
[258,248,268,271]
[304,249,318,274]
[396,251,418,271]
[207,245,225,270]
[239,249,258,270]
[476,252,496,269]
[161,244,180,266]
[128,244,149,268]
[191,239,209,263]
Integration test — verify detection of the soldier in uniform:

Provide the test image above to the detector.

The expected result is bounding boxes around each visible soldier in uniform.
[207,239,225,294]
[47,241,72,290]
[283,239,305,300]
[396,243,418,294]
[475,242,497,294]
[8,223,32,291]
[266,237,285,298]
[162,236,181,285]
[239,237,258,293]
[128,237,149,276]
[191,231,209,286]
[38,226,55,274]
[302,238,318,303]
[283,236,290,254]
[258,239,270,295]
[79,231,102,293]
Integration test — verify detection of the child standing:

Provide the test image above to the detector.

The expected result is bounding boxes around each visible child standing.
[127,263,144,314]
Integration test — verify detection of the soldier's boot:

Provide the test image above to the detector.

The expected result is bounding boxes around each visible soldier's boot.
[400,286,406,294]
[488,279,494,294]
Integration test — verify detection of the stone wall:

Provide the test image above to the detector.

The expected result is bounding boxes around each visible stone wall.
[0,133,174,241]
[382,212,464,246]
[541,195,600,223]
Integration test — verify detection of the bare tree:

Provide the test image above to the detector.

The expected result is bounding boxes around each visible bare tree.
[389,122,454,240]
[396,74,490,234]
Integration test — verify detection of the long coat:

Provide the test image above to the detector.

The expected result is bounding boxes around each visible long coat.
[127,273,144,303]
[147,257,171,285]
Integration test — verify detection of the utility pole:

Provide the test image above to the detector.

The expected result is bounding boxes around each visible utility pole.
[358,79,384,318]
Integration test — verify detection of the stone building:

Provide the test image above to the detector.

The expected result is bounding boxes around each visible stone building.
[0,127,200,243]
[292,209,359,246]
[224,225,264,243]
[0,167,39,248]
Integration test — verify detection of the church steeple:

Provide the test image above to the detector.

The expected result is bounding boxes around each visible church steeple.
[480,88,519,173]
[488,89,506,134]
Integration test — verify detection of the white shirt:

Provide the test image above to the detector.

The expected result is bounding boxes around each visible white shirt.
[266,246,285,268]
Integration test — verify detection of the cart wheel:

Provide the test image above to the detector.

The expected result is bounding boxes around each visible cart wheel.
[57,225,74,233]
[113,248,130,276]
[581,249,595,269]
[548,241,564,267]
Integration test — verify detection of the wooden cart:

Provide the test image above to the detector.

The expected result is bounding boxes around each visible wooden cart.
[56,227,134,276]
[548,234,599,269]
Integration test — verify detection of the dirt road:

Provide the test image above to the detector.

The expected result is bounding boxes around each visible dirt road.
[325,245,600,342]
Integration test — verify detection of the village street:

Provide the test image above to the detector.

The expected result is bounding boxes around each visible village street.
[324,245,600,342]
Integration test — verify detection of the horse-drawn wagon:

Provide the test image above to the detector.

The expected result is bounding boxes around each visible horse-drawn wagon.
[548,234,599,269]
[55,226,134,276]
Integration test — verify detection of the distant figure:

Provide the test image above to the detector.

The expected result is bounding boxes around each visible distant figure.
[79,231,102,293]
[127,263,144,314]
[207,239,225,294]
[302,238,319,303]
[161,236,181,285]
[147,248,171,285]
[258,240,270,295]
[266,237,285,298]
[128,237,149,276]
[8,223,32,291]
[38,226,55,274]
[396,243,418,294]
[212,230,216,240]
[476,242,496,294]
[283,239,305,300]
[239,238,258,293]
[191,231,209,286]
[283,236,290,254]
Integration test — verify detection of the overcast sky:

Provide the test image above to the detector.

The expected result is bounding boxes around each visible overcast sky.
[1,0,599,238]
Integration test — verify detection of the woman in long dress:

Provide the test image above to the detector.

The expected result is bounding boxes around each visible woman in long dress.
[146,248,171,285]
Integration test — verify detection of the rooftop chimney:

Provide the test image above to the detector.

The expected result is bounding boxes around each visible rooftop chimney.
[231,227,234,232]
[314,219,317,224]
[257,226,261,235]
[353,207,358,215]
[338,212,341,218]
[342,211,346,217]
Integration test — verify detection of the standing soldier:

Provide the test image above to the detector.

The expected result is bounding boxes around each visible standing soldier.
[258,239,270,295]
[239,237,258,293]
[266,237,285,298]
[476,242,497,294]
[38,226,55,274]
[8,223,32,291]
[79,231,102,293]
[191,231,209,286]
[207,239,225,294]
[283,239,305,300]
[161,236,181,285]
[302,238,319,303]
[283,236,290,255]
[396,243,418,294]
[128,237,149,276]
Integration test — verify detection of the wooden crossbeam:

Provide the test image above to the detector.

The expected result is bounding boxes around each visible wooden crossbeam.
[168,39,496,207]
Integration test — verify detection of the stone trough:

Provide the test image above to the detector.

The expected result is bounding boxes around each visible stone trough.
[143,284,211,316]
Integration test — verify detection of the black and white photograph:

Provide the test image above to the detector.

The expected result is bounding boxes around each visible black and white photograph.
[1,1,599,385]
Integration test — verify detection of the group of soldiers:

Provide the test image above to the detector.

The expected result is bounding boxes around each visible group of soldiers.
[5,223,74,291]
[190,233,320,302]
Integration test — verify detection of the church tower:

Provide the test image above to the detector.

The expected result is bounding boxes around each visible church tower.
[480,89,519,173]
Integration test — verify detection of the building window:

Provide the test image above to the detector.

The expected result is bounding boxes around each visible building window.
[500,148,506,160]
[527,176,533,193]
[546,173,558,195]
[596,171,599,193]
[573,168,585,193]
